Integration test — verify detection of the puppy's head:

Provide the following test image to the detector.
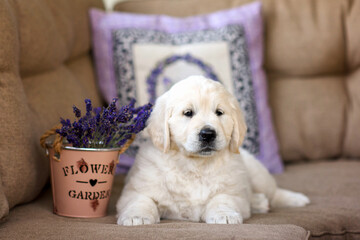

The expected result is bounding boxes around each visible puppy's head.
[147,76,247,157]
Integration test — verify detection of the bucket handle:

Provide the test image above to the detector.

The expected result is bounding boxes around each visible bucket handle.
[40,124,63,162]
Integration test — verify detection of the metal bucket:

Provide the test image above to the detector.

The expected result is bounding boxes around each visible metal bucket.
[47,145,120,218]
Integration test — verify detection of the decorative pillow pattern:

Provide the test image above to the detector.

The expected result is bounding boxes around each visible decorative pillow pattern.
[89,1,284,174]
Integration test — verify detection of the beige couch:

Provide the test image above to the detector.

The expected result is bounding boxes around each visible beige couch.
[0,0,359,239]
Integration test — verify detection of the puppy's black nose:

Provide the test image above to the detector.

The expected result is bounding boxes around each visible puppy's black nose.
[199,127,216,143]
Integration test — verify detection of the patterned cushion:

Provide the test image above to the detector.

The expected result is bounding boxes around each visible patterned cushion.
[89,2,283,173]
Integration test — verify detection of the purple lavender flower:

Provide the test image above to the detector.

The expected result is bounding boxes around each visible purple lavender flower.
[73,106,81,118]
[116,100,135,123]
[132,109,152,134]
[85,99,92,116]
[57,98,152,149]
[93,107,101,115]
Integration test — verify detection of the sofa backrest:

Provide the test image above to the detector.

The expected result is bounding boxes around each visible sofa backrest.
[114,0,360,162]
[0,0,104,220]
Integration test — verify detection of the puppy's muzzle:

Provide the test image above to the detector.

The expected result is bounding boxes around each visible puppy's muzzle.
[199,127,217,143]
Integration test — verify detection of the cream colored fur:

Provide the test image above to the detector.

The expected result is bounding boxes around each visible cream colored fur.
[116,76,309,226]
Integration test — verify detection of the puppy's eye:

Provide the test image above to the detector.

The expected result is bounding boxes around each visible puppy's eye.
[183,110,193,118]
[215,109,224,116]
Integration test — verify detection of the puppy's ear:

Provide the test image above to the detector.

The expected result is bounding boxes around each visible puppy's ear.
[229,98,247,154]
[147,92,172,153]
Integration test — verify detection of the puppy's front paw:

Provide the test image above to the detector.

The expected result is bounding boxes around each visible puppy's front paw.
[206,211,243,224]
[117,215,156,226]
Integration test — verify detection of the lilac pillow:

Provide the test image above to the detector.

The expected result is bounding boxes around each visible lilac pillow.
[89,2,283,174]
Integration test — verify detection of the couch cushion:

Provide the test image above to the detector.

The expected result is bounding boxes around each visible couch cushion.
[268,75,346,160]
[2,160,360,239]
[0,175,309,240]
[0,0,103,221]
[114,0,360,163]
[344,1,360,157]
[0,0,22,221]
[0,173,9,222]
[248,160,360,239]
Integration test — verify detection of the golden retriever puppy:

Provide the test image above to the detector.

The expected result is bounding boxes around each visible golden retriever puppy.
[116,76,309,225]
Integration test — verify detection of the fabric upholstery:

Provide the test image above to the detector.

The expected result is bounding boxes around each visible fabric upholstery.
[0,0,23,220]
[0,0,359,238]
[1,160,359,239]
[253,160,360,239]
[0,176,309,240]
[0,0,104,220]
[114,0,360,163]
[344,0,360,157]
[0,173,9,222]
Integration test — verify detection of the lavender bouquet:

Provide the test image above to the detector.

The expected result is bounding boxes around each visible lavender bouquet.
[56,98,152,149]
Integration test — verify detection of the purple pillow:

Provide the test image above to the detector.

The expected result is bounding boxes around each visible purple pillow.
[89,2,284,174]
